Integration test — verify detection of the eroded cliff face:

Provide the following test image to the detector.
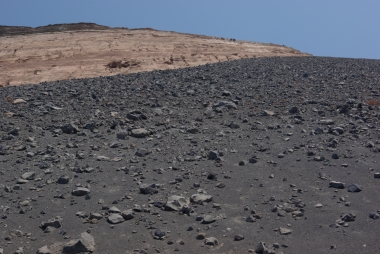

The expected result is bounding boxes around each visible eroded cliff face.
[0,23,310,86]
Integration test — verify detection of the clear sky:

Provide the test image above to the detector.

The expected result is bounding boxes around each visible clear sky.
[1,0,379,59]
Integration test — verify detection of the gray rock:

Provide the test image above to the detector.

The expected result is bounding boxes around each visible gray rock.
[347,183,362,192]
[154,228,166,238]
[108,206,121,213]
[321,119,335,125]
[37,245,51,254]
[187,127,199,134]
[72,187,90,196]
[369,212,380,219]
[222,90,232,96]
[374,173,380,178]
[14,247,23,254]
[208,150,219,160]
[314,127,324,134]
[196,233,206,240]
[255,241,276,254]
[107,214,125,224]
[289,106,299,114]
[21,171,35,180]
[246,216,256,222]
[61,122,79,134]
[131,128,149,138]
[202,215,216,224]
[331,127,344,134]
[234,234,244,241]
[341,213,356,222]
[57,175,70,184]
[239,160,248,166]
[229,122,240,129]
[127,110,147,121]
[256,242,266,253]
[181,205,196,216]
[12,98,27,104]
[165,195,190,211]
[121,209,134,220]
[132,204,142,212]
[329,181,345,189]
[279,227,293,235]
[249,157,258,163]
[45,102,62,110]
[135,148,151,157]
[62,232,95,253]
[262,110,275,116]
[96,155,110,161]
[190,194,213,203]
[89,213,103,220]
[140,183,159,194]
[204,237,219,246]
[366,141,375,148]
[116,130,129,140]
[40,219,62,230]
[212,101,237,110]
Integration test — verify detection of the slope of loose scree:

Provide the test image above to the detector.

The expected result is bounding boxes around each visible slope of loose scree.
[0,56,380,254]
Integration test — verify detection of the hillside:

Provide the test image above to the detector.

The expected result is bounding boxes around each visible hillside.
[0,23,310,86]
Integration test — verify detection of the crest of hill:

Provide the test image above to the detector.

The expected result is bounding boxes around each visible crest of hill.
[0,22,109,36]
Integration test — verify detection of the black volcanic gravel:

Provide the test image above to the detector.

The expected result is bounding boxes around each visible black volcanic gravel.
[0,56,380,254]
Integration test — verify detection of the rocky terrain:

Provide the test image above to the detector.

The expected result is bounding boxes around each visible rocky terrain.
[0,23,310,87]
[0,55,380,254]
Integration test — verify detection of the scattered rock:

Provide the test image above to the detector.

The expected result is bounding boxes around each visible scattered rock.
[62,232,95,253]
[190,194,213,204]
[329,181,345,189]
[165,195,190,211]
[57,175,70,184]
[107,214,125,224]
[347,183,362,192]
[204,237,219,246]
[369,212,380,219]
[37,246,51,254]
[196,233,206,240]
[131,128,150,138]
[12,98,27,104]
[279,227,293,235]
[21,171,36,180]
[140,183,159,194]
[72,187,90,196]
[61,122,79,134]
[121,209,134,220]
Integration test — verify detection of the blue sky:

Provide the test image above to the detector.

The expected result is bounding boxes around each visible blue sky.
[1,0,379,59]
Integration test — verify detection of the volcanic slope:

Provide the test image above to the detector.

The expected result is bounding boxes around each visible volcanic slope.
[0,23,310,87]
[0,56,380,254]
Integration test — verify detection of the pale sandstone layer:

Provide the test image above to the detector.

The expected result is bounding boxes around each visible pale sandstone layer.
[0,23,310,86]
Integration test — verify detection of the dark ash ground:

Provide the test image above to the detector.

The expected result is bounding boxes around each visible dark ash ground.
[0,56,380,254]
